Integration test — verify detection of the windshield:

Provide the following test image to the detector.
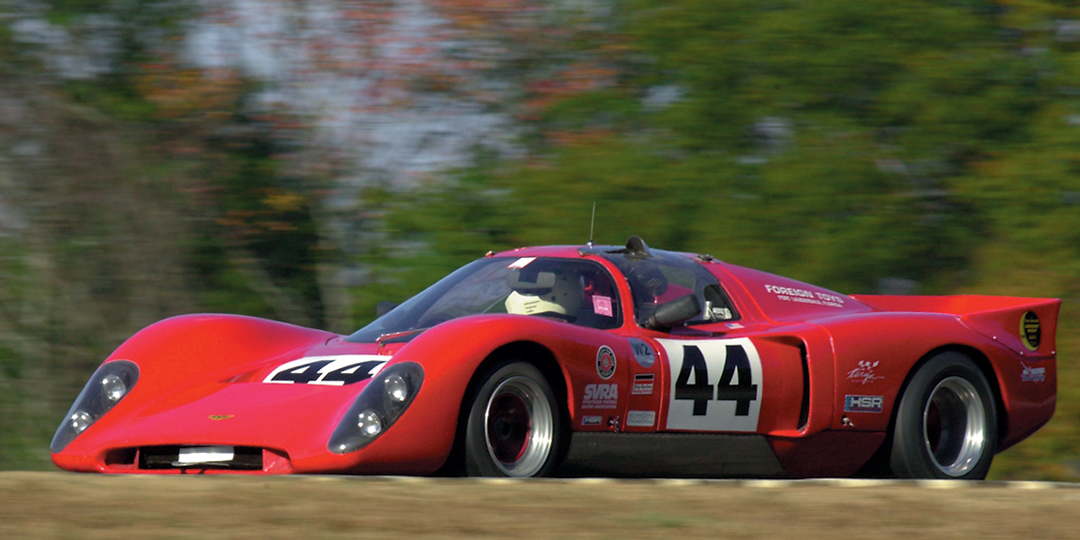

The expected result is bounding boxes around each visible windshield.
[347,256,622,342]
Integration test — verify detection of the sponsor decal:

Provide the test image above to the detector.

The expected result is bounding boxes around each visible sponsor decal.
[582,383,619,409]
[847,360,883,385]
[626,410,656,427]
[582,415,602,426]
[632,373,655,395]
[659,338,763,432]
[1021,311,1041,351]
[726,322,744,330]
[1022,363,1046,383]
[208,415,234,421]
[628,338,655,368]
[264,355,388,386]
[596,345,617,379]
[764,284,845,308]
[844,395,884,414]
[608,415,620,431]
[507,257,535,269]
[592,295,614,317]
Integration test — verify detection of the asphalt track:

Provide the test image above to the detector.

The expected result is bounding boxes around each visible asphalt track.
[3,472,1079,539]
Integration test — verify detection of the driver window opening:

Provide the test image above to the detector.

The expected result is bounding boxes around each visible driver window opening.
[700,283,738,323]
[605,250,740,328]
[504,260,621,329]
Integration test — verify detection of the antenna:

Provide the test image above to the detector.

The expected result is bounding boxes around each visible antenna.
[587,201,596,247]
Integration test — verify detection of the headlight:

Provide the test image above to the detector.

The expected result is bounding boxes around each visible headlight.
[101,374,127,403]
[69,411,93,434]
[51,360,139,453]
[328,362,423,454]
[385,374,409,404]
[357,410,383,437]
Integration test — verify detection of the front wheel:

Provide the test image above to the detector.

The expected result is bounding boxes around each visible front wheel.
[890,352,998,479]
[464,361,563,477]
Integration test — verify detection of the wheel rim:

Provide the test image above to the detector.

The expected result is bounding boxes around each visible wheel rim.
[483,375,553,477]
[922,376,987,477]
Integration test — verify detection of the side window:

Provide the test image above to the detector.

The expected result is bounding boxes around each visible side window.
[699,283,739,323]
[607,250,738,328]
[576,264,622,330]
[504,259,622,330]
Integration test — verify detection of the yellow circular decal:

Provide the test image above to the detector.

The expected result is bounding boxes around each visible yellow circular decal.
[1020,311,1041,352]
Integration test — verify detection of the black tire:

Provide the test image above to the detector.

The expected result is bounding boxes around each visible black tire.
[464,361,563,477]
[890,352,998,479]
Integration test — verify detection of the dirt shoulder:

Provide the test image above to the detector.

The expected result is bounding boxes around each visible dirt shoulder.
[2,472,1078,539]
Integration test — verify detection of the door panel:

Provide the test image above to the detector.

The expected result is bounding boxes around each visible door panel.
[657,336,805,433]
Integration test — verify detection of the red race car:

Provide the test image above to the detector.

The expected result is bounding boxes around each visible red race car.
[51,236,1058,479]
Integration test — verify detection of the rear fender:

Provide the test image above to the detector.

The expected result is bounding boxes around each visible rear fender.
[822,311,1056,451]
[846,295,1060,447]
[822,313,987,433]
[851,295,1060,359]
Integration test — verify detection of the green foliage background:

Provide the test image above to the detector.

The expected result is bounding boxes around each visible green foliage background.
[4,0,1080,479]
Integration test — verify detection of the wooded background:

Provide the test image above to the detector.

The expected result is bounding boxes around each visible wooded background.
[2,0,1079,479]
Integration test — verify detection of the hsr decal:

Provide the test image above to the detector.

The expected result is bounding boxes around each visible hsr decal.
[658,338,762,432]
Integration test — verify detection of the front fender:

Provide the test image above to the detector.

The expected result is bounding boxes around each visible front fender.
[109,314,338,386]
[339,315,602,474]
[52,314,340,472]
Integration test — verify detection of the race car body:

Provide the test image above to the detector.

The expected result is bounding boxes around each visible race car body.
[51,236,1059,479]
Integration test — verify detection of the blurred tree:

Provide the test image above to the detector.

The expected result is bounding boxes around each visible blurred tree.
[0,0,331,468]
[361,0,1033,310]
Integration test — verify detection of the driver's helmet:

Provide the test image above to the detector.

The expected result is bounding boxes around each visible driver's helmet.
[505,268,583,319]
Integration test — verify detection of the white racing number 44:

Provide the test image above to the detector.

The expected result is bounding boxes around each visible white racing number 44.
[658,338,763,432]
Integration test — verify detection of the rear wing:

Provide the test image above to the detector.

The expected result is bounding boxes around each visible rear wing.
[850,294,1061,359]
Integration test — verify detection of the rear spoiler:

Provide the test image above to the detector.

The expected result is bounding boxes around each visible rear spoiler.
[850,294,1061,359]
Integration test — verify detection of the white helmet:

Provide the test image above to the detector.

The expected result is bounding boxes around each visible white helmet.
[505,271,583,318]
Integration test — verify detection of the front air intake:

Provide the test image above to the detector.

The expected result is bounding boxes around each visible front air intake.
[138,446,263,470]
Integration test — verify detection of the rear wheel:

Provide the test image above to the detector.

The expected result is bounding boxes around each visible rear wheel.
[890,352,998,479]
[465,361,563,477]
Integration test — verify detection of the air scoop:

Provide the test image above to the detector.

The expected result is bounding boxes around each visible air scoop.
[174,445,235,466]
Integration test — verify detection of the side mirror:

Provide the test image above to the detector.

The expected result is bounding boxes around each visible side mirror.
[646,294,702,330]
[376,300,398,318]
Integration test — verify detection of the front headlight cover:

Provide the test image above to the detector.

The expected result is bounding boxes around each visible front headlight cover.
[51,360,139,453]
[328,362,424,454]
